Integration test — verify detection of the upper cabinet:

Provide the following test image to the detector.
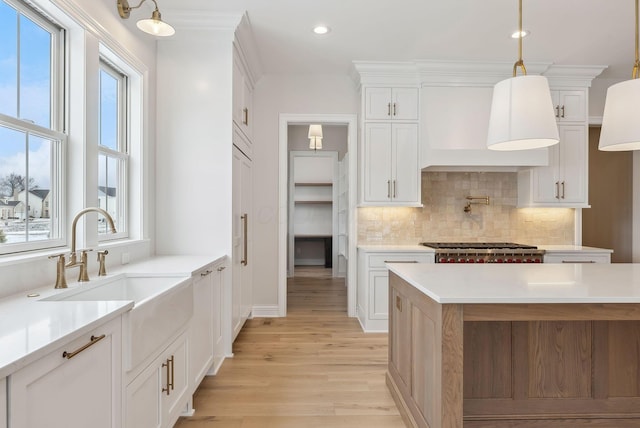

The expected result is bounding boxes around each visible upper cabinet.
[551,90,586,123]
[365,87,419,121]
[233,45,254,156]
[362,123,420,204]
[357,81,422,206]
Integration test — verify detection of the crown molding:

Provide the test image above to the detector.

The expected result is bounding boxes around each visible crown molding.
[234,13,263,85]
[416,60,552,87]
[162,9,242,34]
[351,61,421,86]
[543,65,608,87]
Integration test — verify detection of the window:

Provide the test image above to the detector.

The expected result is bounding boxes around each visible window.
[0,0,64,253]
[98,60,128,239]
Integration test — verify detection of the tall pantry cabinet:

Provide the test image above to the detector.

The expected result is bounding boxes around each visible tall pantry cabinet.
[155,15,258,356]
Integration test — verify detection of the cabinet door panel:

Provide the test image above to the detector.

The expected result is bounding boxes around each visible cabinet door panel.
[190,270,214,387]
[390,287,411,391]
[0,378,5,428]
[126,365,161,428]
[558,125,587,203]
[392,88,419,120]
[232,55,244,127]
[363,123,393,202]
[10,320,120,428]
[532,143,560,203]
[392,123,419,203]
[365,87,393,120]
[369,271,389,320]
[163,337,189,427]
[559,90,586,122]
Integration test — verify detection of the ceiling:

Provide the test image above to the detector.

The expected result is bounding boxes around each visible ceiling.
[159,0,632,80]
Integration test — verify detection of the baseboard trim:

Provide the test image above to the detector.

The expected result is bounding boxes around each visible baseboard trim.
[252,305,281,317]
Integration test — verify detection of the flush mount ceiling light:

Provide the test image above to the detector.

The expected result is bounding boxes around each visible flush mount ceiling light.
[511,30,530,38]
[308,124,323,151]
[313,25,331,35]
[487,0,559,151]
[599,0,640,151]
[117,0,175,37]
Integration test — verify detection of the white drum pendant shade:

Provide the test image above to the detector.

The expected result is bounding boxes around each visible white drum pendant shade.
[487,75,559,151]
[599,78,640,151]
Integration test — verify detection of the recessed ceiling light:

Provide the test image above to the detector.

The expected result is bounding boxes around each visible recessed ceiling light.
[313,25,330,35]
[511,30,530,39]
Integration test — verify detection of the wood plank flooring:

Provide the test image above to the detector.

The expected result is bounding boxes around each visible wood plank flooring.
[174,270,405,427]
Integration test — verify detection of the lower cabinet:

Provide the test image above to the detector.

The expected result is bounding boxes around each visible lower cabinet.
[126,331,189,428]
[544,249,612,264]
[9,317,122,428]
[190,259,227,388]
[357,249,433,332]
[1,378,7,428]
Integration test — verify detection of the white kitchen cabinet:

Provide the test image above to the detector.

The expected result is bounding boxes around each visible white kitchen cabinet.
[551,89,586,123]
[518,125,588,207]
[232,145,253,341]
[364,87,419,121]
[232,46,253,146]
[357,249,433,332]
[9,317,122,428]
[0,378,5,428]
[190,259,227,388]
[362,122,420,206]
[543,246,612,264]
[126,331,189,428]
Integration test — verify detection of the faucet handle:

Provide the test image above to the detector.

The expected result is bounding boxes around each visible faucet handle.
[48,253,68,289]
[97,250,109,276]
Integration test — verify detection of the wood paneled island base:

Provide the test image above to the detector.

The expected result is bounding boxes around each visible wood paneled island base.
[387,272,640,428]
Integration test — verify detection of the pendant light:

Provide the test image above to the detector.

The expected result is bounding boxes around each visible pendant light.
[487,0,559,151]
[308,124,323,151]
[599,0,640,151]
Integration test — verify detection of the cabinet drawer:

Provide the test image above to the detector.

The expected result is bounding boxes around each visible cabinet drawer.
[368,253,432,268]
[0,378,5,428]
[544,254,611,264]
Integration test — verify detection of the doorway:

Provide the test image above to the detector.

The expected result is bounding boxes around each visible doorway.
[278,114,358,317]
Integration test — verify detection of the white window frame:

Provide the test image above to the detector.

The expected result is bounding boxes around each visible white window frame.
[97,59,129,241]
[0,0,66,255]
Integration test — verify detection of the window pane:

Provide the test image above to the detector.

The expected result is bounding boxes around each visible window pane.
[19,13,51,128]
[0,1,18,118]
[27,134,51,241]
[0,125,26,244]
[98,154,119,234]
[99,69,118,150]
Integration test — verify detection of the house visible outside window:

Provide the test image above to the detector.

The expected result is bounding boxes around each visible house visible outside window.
[98,60,128,239]
[0,0,64,253]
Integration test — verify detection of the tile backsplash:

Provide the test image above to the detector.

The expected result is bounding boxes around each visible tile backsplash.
[358,172,575,245]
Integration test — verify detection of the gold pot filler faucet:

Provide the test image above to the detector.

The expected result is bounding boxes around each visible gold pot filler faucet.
[48,207,117,289]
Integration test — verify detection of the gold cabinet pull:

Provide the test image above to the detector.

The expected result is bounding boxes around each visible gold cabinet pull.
[384,260,418,263]
[217,266,226,272]
[562,260,596,264]
[387,180,391,199]
[243,108,249,125]
[387,102,391,116]
[561,181,566,199]
[396,296,402,312]
[555,105,560,118]
[555,181,560,199]
[561,105,565,118]
[62,334,105,359]
[241,214,248,266]
[393,102,397,116]
[393,180,397,198]
[162,356,174,395]
[200,270,213,277]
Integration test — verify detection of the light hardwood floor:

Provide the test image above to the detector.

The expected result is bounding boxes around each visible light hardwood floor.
[174,270,405,427]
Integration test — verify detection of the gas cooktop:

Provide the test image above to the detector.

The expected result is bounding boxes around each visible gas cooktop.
[420,242,538,250]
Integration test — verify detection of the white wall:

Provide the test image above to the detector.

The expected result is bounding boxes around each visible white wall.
[155,29,234,257]
[0,0,157,299]
[252,74,358,306]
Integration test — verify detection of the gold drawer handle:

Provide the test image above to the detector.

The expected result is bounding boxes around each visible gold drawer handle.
[384,260,418,263]
[162,356,174,395]
[561,260,596,264]
[62,334,106,359]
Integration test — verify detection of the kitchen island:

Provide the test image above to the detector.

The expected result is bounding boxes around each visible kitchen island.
[386,263,640,428]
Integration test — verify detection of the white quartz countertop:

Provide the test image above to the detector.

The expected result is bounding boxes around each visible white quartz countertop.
[387,263,640,304]
[0,254,224,378]
[357,245,435,253]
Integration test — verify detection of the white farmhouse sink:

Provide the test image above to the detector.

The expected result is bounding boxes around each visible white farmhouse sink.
[41,274,193,372]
